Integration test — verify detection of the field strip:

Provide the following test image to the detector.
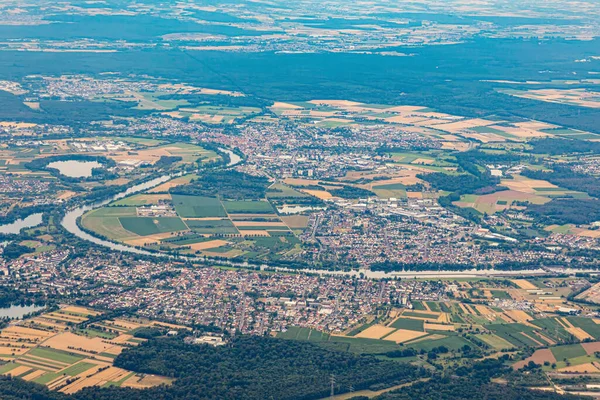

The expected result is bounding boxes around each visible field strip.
[383,329,427,343]
[534,331,556,346]
[519,332,544,347]
[21,353,70,367]
[458,303,470,314]
[22,369,46,381]
[5,365,31,377]
[567,327,594,341]
[556,318,570,329]
[561,318,574,328]
[13,359,58,372]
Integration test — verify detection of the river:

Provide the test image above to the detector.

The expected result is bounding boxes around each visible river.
[60,148,550,279]
[60,147,242,256]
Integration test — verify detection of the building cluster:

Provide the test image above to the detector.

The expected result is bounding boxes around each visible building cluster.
[54,253,444,334]
[306,197,576,267]
[0,249,71,295]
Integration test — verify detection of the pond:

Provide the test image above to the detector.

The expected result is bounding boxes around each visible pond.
[47,160,103,178]
[0,213,43,234]
[0,304,45,319]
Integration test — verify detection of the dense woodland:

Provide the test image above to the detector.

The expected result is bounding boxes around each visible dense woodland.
[170,170,270,200]
[0,346,585,400]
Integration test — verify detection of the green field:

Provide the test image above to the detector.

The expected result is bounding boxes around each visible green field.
[403,311,435,319]
[390,318,424,331]
[407,335,472,352]
[119,217,187,236]
[475,333,514,350]
[81,207,139,240]
[172,195,227,218]
[490,290,511,299]
[551,344,587,361]
[27,348,84,365]
[222,200,274,214]
[184,218,239,234]
[60,362,97,377]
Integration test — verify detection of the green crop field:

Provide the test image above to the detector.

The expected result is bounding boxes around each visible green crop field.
[27,348,84,365]
[32,372,62,385]
[407,335,472,352]
[475,333,514,350]
[172,194,227,218]
[411,301,426,311]
[119,217,187,236]
[490,290,511,299]
[551,343,587,361]
[390,318,424,331]
[223,200,274,214]
[403,311,435,319]
[61,362,97,377]
[184,218,239,234]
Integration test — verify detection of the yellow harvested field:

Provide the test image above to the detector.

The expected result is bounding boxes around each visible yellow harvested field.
[271,102,304,109]
[124,232,181,246]
[475,305,493,315]
[3,326,54,338]
[425,323,455,331]
[188,240,229,251]
[239,230,270,237]
[110,334,134,344]
[6,365,31,377]
[502,177,559,195]
[22,369,46,381]
[108,319,144,331]
[354,324,396,339]
[233,221,286,227]
[384,329,428,343]
[504,310,533,323]
[43,332,121,354]
[0,347,28,355]
[567,327,594,341]
[61,306,102,316]
[101,346,124,356]
[511,279,538,290]
[92,366,131,382]
[561,318,574,328]
[300,189,332,200]
[558,363,600,373]
[122,373,172,389]
[45,312,88,323]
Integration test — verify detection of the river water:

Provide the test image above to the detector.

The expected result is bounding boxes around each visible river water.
[60,147,242,256]
[0,213,43,234]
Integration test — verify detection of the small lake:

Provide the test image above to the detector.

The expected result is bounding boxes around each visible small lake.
[47,160,102,178]
[277,205,325,214]
[0,304,45,319]
[0,213,43,234]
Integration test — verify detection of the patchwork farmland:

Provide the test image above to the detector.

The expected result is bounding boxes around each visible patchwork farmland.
[0,306,175,394]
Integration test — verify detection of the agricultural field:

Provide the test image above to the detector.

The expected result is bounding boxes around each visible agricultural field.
[82,176,310,261]
[0,306,175,394]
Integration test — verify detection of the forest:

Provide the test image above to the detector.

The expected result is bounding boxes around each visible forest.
[170,170,270,200]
